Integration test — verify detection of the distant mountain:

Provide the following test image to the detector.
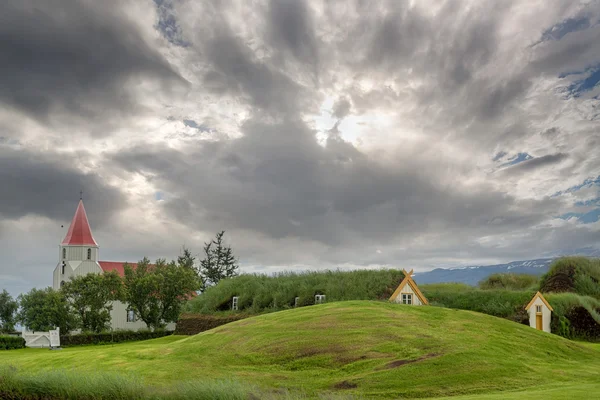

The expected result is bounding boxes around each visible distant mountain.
[413,247,600,286]
[413,258,554,286]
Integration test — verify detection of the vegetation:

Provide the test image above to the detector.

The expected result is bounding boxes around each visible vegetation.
[123,257,201,330]
[0,290,18,333]
[1,302,599,399]
[0,336,25,350]
[60,329,173,347]
[174,314,246,335]
[0,365,258,400]
[199,231,239,288]
[62,271,123,333]
[421,283,533,321]
[539,256,600,298]
[186,269,404,314]
[17,288,77,333]
[478,273,538,290]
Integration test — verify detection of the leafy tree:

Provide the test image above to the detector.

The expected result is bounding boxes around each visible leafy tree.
[0,289,18,332]
[200,231,239,287]
[62,272,123,333]
[123,257,200,330]
[18,287,77,333]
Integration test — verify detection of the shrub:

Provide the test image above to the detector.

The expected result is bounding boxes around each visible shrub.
[478,273,539,290]
[174,314,246,335]
[0,335,25,350]
[539,256,600,297]
[60,330,173,347]
[186,269,405,315]
[421,284,535,318]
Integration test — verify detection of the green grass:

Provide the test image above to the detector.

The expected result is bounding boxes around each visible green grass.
[2,301,600,399]
[186,269,405,314]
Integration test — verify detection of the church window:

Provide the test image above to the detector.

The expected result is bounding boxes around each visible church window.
[87,248,92,260]
[127,309,136,322]
[61,262,65,275]
[63,248,66,259]
[60,280,65,288]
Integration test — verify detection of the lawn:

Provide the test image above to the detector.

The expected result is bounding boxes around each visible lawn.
[2,301,599,399]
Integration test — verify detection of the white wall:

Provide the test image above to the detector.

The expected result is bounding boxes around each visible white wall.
[392,283,423,305]
[527,297,552,333]
[110,301,176,331]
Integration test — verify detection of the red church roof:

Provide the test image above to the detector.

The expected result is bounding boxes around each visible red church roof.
[62,200,98,246]
[98,261,141,277]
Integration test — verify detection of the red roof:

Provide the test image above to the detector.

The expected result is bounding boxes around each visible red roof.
[98,261,141,277]
[62,200,98,246]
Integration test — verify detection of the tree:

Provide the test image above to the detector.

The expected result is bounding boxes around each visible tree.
[0,289,18,333]
[18,287,77,333]
[123,257,200,330]
[177,246,196,269]
[199,231,239,287]
[62,272,123,333]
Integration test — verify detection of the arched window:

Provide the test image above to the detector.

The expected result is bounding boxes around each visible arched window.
[61,262,65,275]
[87,248,92,260]
[60,280,65,288]
[62,248,66,259]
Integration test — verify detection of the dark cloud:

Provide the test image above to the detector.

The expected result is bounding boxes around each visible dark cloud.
[0,147,126,226]
[267,0,319,76]
[332,97,352,119]
[202,29,316,115]
[0,0,183,127]
[110,117,558,253]
[503,153,569,174]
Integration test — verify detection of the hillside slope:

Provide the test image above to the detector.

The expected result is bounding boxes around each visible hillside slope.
[2,301,600,399]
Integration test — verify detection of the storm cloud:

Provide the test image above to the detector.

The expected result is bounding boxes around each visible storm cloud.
[1,0,600,297]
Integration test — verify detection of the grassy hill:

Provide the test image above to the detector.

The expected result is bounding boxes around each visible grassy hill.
[2,301,600,399]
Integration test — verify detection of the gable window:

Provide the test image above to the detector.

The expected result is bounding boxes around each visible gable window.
[62,248,66,259]
[536,305,542,313]
[87,248,92,260]
[402,294,412,305]
[127,309,136,322]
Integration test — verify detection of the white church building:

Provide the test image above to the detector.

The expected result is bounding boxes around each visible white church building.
[53,199,175,331]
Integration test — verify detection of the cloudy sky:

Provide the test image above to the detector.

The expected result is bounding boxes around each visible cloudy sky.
[1,0,600,297]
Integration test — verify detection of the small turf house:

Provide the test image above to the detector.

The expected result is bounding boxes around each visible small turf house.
[389,269,428,305]
[525,291,553,333]
[52,199,175,332]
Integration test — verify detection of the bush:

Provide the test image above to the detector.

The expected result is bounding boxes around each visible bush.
[60,330,173,347]
[186,269,406,315]
[421,284,535,318]
[0,335,25,350]
[174,314,246,335]
[539,257,600,297]
[478,273,539,290]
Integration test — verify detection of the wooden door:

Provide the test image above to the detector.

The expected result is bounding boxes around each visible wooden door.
[536,314,542,330]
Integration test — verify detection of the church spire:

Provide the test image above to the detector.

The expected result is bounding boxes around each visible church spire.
[62,199,98,246]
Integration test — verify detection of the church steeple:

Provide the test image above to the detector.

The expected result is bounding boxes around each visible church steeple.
[62,199,98,246]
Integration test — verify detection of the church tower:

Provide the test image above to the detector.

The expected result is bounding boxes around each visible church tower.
[53,199,103,290]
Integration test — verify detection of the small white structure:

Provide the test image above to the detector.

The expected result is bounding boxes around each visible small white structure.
[232,296,239,310]
[22,328,60,348]
[294,297,299,307]
[315,294,326,304]
[525,292,553,333]
[389,269,428,305]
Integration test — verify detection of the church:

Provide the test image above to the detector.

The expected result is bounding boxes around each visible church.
[52,199,175,331]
